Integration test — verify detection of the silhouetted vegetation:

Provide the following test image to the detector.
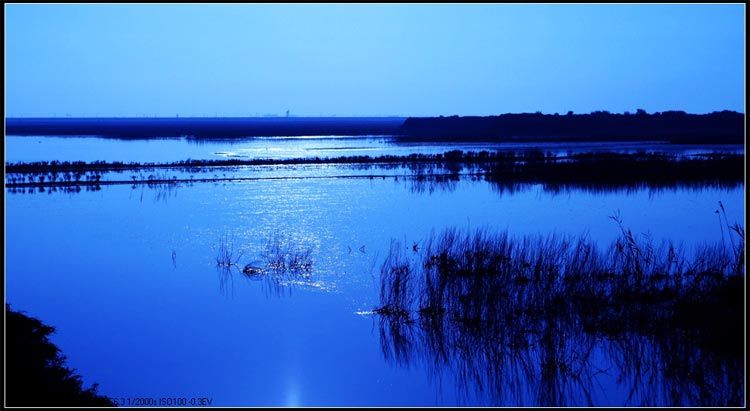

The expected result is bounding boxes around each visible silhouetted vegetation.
[214,232,316,297]
[6,151,742,200]
[400,110,744,144]
[4,154,489,174]
[5,304,115,407]
[6,111,744,143]
[376,218,744,347]
[5,151,743,188]
[216,235,244,269]
[260,232,314,277]
[373,215,744,406]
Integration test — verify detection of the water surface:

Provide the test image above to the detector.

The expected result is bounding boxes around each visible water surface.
[5,134,746,406]
[6,169,743,406]
[6,135,743,163]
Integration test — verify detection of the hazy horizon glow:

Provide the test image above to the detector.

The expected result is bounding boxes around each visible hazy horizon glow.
[6,4,745,117]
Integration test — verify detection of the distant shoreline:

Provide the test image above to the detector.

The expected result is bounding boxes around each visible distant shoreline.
[5,117,406,139]
[5,111,745,144]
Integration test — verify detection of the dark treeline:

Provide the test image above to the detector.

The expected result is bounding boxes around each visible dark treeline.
[399,110,745,144]
[5,117,405,138]
[5,305,115,407]
[6,111,744,143]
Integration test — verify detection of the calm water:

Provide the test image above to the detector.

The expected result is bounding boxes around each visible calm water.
[5,136,745,406]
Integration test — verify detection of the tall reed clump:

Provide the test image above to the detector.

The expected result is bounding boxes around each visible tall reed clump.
[215,234,244,268]
[375,216,745,343]
[374,240,415,318]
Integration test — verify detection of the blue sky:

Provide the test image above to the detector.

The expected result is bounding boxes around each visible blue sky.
[5,4,745,117]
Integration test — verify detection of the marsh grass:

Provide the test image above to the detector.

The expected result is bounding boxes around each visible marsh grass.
[6,152,742,200]
[260,232,314,277]
[215,234,244,268]
[214,232,315,296]
[376,216,744,348]
[374,215,744,406]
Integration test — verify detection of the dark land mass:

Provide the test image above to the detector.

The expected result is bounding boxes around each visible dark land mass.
[5,304,115,407]
[399,110,745,144]
[4,117,405,138]
[5,110,745,143]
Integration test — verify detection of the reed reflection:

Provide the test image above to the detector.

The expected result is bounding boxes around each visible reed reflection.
[374,217,744,406]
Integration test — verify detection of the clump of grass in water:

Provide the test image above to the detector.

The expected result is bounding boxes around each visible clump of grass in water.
[215,234,244,268]
[260,232,313,277]
[213,232,314,278]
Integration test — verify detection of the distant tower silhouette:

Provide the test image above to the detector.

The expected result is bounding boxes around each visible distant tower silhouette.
[286,109,290,118]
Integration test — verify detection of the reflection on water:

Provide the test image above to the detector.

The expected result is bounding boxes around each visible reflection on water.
[377,311,742,406]
[399,173,462,195]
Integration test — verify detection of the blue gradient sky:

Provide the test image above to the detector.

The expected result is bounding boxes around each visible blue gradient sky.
[5,4,745,117]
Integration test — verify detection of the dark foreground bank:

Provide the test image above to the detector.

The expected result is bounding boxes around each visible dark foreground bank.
[5,305,115,407]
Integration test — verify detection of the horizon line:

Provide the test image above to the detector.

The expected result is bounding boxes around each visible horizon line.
[4,109,745,120]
